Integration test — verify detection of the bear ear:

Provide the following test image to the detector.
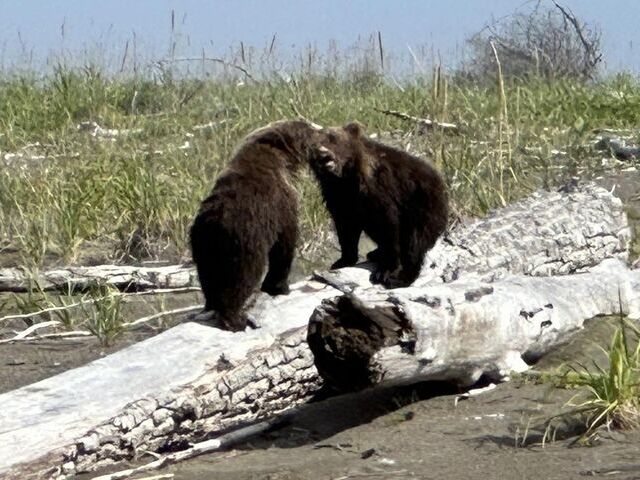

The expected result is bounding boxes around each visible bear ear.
[343,122,363,138]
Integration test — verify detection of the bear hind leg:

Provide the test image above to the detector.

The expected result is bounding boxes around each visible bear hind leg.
[261,226,297,296]
[192,222,265,331]
[397,230,433,287]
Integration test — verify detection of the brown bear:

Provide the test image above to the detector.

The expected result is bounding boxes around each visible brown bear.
[190,119,322,331]
[310,122,449,288]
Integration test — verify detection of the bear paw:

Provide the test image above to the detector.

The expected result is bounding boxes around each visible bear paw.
[261,281,291,296]
[191,310,250,332]
[330,256,358,269]
[370,267,408,289]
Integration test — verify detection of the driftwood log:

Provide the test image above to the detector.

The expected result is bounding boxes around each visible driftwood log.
[0,264,198,293]
[0,282,338,479]
[0,183,635,478]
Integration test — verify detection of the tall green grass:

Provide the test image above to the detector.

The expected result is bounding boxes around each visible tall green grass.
[565,318,640,433]
[531,317,640,442]
[0,62,639,269]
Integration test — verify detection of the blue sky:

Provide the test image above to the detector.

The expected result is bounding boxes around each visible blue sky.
[1,0,639,74]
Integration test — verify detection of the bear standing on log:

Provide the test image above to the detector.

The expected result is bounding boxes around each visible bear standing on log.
[310,122,449,288]
[190,120,322,331]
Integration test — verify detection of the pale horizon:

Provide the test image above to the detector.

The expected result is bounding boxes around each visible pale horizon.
[1,0,639,75]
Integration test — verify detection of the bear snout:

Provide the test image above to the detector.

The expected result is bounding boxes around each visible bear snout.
[314,146,339,172]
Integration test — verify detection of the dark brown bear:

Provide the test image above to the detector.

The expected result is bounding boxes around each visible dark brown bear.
[310,122,449,288]
[190,120,322,331]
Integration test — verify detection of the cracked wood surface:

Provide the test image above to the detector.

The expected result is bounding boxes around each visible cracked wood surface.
[0,281,337,479]
[0,183,633,478]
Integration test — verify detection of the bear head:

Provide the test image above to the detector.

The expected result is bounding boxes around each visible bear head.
[243,119,324,169]
[310,122,370,179]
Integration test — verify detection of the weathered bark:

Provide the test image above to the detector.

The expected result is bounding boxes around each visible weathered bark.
[0,183,633,478]
[0,264,198,292]
[308,258,640,391]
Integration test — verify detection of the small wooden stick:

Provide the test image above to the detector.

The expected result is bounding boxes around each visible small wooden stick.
[0,330,93,343]
[374,108,458,132]
[0,287,200,324]
[1,320,61,341]
[89,415,289,480]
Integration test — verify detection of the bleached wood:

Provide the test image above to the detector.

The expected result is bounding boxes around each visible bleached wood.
[0,320,62,343]
[89,416,284,480]
[374,108,459,132]
[2,330,93,342]
[0,264,198,293]
[308,258,640,391]
[0,280,338,479]
[0,184,632,478]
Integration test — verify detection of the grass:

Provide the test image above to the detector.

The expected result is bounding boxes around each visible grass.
[518,316,640,443]
[0,53,639,271]
[560,317,640,435]
[83,284,125,346]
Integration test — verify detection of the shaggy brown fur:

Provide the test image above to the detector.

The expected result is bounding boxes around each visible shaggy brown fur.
[310,122,449,288]
[190,120,322,331]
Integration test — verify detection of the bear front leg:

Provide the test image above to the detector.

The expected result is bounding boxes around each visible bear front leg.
[261,226,297,296]
[368,217,402,288]
[331,215,362,269]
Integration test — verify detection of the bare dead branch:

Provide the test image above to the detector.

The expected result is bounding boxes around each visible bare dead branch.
[89,415,289,480]
[374,108,458,133]
[552,1,602,73]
